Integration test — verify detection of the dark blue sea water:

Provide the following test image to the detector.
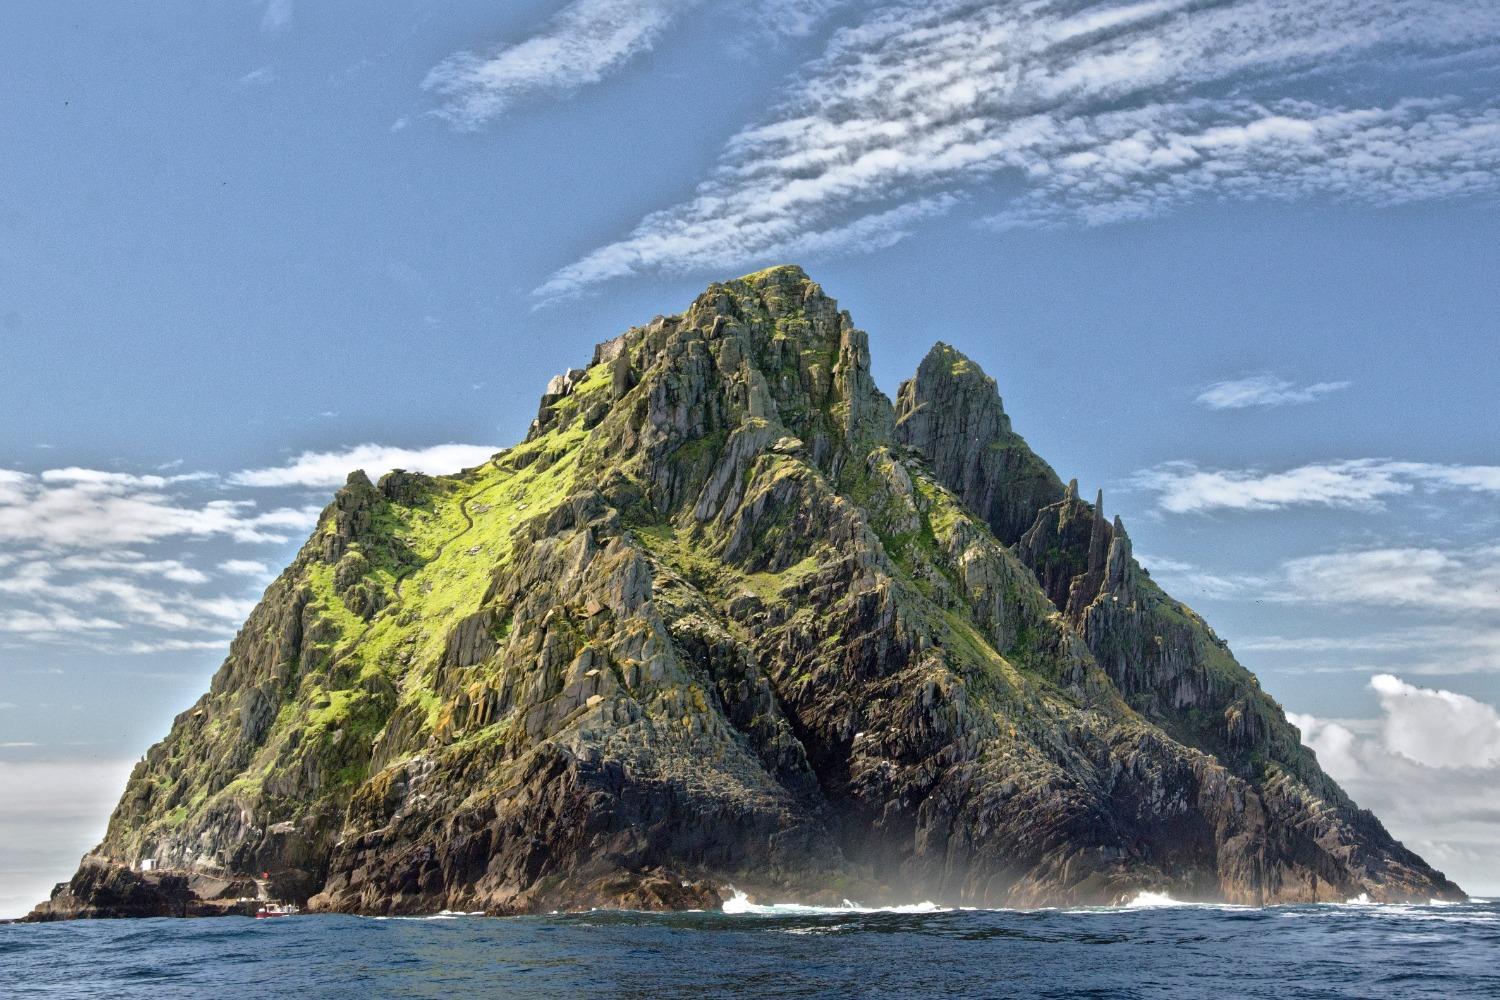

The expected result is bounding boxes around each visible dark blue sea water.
[4,897,1497,999]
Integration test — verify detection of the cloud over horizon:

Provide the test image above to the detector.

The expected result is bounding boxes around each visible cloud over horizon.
[1289,676,1500,890]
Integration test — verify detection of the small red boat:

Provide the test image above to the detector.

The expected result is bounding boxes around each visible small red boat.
[255,902,301,919]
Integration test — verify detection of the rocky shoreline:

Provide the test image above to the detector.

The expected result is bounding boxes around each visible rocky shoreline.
[32,266,1464,920]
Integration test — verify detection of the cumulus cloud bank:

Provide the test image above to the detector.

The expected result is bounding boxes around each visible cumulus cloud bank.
[231,443,500,489]
[530,0,1500,297]
[1369,673,1500,768]
[1289,676,1500,891]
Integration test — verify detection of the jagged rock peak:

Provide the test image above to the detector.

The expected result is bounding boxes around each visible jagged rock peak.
[30,265,1463,923]
[898,344,1065,544]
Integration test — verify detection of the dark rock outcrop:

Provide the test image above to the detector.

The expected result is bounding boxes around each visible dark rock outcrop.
[35,265,1462,919]
[27,857,258,920]
[895,342,1065,545]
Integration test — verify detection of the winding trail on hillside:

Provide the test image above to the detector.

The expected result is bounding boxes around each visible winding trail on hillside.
[343,464,508,651]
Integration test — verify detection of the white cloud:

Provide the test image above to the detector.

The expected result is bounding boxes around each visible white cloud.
[0,467,320,548]
[231,443,499,489]
[1239,625,1500,676]
[219,559,270,577]
[261,0,292,34]
[0,606,123,636]
[425,0,844,129]
[1289,678,1500,893]
[752,0,846,39]
[1370,673,1500,768]
[1149,539,1500,615]
[1134,459,1500,514]
[238,66,275,88]
[121,638,232,655]
[1196,375,1351,410]
[981,97,1500,231]
[1281,545,1500,614]
[536,0,1500,297]
[1286,712,1365,780]
[51,554,208,585]
[424,0,702,129]
[1137,552,1265,600]
[0,562,258,638]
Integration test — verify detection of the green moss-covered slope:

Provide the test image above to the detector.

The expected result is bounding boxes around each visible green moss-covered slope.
[34,265,1461,920]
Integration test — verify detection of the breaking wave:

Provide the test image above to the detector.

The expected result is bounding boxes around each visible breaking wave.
[721,889,944,915]
[1124,891,1183,908]
[8,897,1498,997]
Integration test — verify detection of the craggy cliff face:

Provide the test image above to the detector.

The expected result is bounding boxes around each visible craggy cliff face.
[33,266,1462,918]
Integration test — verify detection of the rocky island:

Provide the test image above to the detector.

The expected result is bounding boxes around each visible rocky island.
[29,266,1463,919]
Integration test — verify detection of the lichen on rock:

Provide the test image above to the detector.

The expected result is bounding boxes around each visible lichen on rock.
[29,264,1462,921]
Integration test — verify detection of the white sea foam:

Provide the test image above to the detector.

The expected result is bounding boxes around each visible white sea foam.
[1124,891,1183,908]
[721,889,944,915]
[1063,892,1253,914]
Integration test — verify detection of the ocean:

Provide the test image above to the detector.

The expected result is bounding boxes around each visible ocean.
[4,894,1496,998]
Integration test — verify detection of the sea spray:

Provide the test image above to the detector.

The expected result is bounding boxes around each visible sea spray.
[722,889,943,915]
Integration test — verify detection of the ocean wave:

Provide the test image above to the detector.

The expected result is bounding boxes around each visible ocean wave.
[1124,891,1183,909]
[720,890,944,915]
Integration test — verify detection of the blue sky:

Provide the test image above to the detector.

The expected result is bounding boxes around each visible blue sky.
[2,0,1499,915]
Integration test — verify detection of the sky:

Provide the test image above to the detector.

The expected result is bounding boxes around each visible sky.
[1,0,1498,917]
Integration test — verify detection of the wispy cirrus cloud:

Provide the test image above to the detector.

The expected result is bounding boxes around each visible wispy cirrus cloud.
[424,0,703,129]
[981,97,1500,231]
[238,66,276,88]
[1195,374,1352,410]
[534,0,1500,298]
[1148,542,1500,617]
[1281,545,1500,615]
[424,0,845,129]
[1133,458,1500,514]
[1239,625,1500,676]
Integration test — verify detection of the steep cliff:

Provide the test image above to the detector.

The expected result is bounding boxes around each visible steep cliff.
[32,266,1461,919]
